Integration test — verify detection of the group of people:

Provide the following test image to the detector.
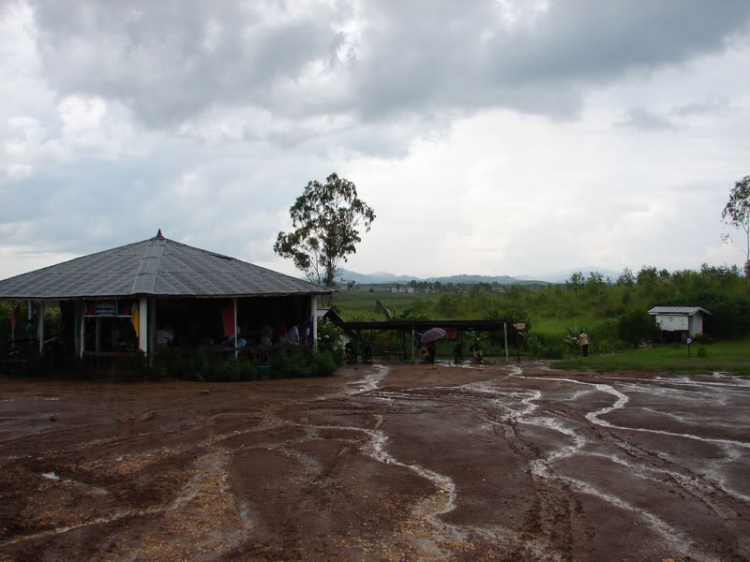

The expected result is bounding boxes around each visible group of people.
[417,332,593,364]
[227,322,304,350]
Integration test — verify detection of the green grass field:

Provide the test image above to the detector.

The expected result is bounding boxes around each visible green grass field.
[334,290,749,376]
[552,339,750,376]
[333,290,439,320]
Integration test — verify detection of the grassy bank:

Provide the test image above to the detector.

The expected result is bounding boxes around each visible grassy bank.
[551,339,750,376]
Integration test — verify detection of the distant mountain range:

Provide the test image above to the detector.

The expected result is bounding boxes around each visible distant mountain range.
[336,267,622,286]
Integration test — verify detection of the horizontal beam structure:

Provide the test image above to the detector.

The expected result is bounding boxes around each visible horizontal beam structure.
[339,319,518,333]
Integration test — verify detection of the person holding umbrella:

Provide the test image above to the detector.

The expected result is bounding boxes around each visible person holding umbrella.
[421,328,446,369]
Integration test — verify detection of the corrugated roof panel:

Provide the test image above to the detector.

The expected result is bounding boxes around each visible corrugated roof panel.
[132,237,166,294]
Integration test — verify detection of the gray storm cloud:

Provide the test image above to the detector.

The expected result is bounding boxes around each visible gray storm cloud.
[26,0,750,130]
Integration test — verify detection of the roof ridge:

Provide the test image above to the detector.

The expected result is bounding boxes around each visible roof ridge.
[132,237,167,294]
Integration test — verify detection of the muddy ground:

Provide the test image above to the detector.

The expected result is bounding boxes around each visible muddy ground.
[1,361,749,562]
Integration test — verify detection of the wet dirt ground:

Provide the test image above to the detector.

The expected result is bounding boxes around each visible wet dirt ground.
[1,361,749,562]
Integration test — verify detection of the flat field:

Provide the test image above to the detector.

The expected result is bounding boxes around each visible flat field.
[1,363,749,561]
[333,290,438,320]
[554,339,750,375]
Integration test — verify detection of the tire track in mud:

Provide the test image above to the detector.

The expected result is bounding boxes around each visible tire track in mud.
[513,367,750,561]
[450,367,583,560]
[437,366,720,560]
[302,365,466,560]
[0,450,250,557]
[0,403,291,552]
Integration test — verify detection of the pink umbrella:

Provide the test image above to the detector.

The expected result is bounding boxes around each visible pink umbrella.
[421,327,446,344]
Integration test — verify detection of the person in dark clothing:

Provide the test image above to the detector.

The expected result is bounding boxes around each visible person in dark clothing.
[426,340,437,368]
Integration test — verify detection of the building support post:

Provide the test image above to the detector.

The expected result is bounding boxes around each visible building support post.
[233,297,238,359]
[148,298,156,360]
[37,301,45,354]
[10,300,15,346]
[310,295,318,350]
[79,303,85,358]
[504,322,509,362]
[139,297,148,354]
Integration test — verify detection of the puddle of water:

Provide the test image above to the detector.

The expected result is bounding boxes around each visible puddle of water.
[347,364,390,395]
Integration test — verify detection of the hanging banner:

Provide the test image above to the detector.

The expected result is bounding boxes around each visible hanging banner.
[94,301,117,317]
[131,302,140,338]
[221,305,235,337]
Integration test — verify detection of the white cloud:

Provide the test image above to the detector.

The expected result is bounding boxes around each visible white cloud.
[1,0,750,282]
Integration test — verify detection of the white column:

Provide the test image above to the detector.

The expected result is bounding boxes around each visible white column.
[310,295,318,349]
[139,297,148,353]
[37,301,45,354]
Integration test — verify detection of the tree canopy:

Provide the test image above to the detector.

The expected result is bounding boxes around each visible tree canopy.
[721,175,750,273]
[274,173,376,288]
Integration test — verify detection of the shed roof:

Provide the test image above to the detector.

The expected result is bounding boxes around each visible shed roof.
[0,233,330,300]
[648,306,711,316]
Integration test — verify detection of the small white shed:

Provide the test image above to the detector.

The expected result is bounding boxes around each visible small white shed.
[647,307,711,337]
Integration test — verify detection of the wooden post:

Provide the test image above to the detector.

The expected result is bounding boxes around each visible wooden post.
[504,323,509,362]
[95,317,102,352]
[411,325,415,361]
[234,297,238,359]
[10,300,15,345]
[310,295,318,349]
[79,302,85,358]
[37,301,45,354]
[148,298,156,358]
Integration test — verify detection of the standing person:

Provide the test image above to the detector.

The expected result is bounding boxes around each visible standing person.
[578,331,591,357]
[426,340,437,368]
[287,324,300,345]
[470,338,482,363]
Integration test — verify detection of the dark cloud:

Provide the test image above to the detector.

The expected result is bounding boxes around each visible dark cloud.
[30,0,348,126]
[25,0,750,131]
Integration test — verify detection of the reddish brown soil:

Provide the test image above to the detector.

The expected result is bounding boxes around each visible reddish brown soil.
[1,362,749,561]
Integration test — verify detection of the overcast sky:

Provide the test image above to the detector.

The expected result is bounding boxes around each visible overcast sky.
[2,0,750,281]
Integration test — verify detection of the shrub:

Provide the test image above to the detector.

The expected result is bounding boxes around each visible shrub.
[527,336,565,359]
[318,322,345,364]
[240,359,257,381]
[435,293,462,317]
[313,351,338,377]
[214,358,242,382]
[283,349,313,378]
[617,310,661,346]
[270,352,289,379]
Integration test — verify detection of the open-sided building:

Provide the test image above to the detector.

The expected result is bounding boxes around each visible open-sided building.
[0,231,330,365]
